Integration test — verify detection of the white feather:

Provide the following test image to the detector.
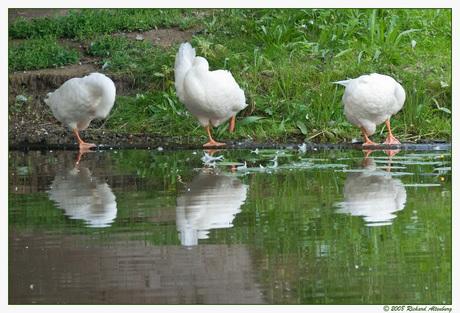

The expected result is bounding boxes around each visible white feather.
[44,72,116,132]
[174,42,247,128]
[333,73,405,136]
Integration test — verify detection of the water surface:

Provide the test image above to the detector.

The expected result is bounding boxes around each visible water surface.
[8,147,451,304]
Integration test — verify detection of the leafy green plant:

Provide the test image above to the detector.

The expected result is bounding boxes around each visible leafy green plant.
[8,9,198,40]
[356,9,421,62]
[8,38,81,71]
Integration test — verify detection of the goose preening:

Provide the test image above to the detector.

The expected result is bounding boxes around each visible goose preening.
[333,73,405,146]
[174,42,247,147]
[44,72,116,150]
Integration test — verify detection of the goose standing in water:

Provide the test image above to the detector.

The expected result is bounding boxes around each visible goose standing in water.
[44,72,116,150]
[174,42,247,146]
[333,73,405,146]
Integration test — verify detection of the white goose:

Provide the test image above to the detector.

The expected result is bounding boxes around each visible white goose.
[174,42,247,146]
[333,73,405,146]
[44,72,116,150]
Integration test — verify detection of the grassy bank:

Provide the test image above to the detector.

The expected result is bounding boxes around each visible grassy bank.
[8,8,452,144]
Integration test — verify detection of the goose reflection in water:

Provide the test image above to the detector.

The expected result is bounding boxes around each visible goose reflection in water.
[176,169,249,246]
[335,151,406,227]
[47,155,117,228]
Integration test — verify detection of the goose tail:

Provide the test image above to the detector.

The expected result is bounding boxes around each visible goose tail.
[331,79,351,87]
[174,42,196,100]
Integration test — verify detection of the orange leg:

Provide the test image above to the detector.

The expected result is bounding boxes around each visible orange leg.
[382,119,401,145]
[360,127,379,146]
[228,116,236,133]
[74,128,96,151]
[203,125,226,147]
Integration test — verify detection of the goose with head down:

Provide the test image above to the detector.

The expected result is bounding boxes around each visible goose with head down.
[44,72,116,151]
[174,42,247,147]
[333,73,405,146]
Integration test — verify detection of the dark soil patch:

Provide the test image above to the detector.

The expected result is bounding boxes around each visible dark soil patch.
[8,9,74,23]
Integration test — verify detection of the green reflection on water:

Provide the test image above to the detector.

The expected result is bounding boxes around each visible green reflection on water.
[9,148,451,304]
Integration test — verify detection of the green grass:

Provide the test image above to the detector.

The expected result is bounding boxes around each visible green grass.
[8,9,197,39]
[8,8,452,143]
[8,38,81,70]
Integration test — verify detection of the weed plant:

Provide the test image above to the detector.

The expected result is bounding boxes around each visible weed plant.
[8,38,81,70]
[8,8,451,143]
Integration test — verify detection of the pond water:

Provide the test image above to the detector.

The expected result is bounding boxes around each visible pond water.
[8,146,451,305]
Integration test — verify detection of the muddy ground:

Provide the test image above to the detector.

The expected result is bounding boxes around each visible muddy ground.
[8,9,451,152]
